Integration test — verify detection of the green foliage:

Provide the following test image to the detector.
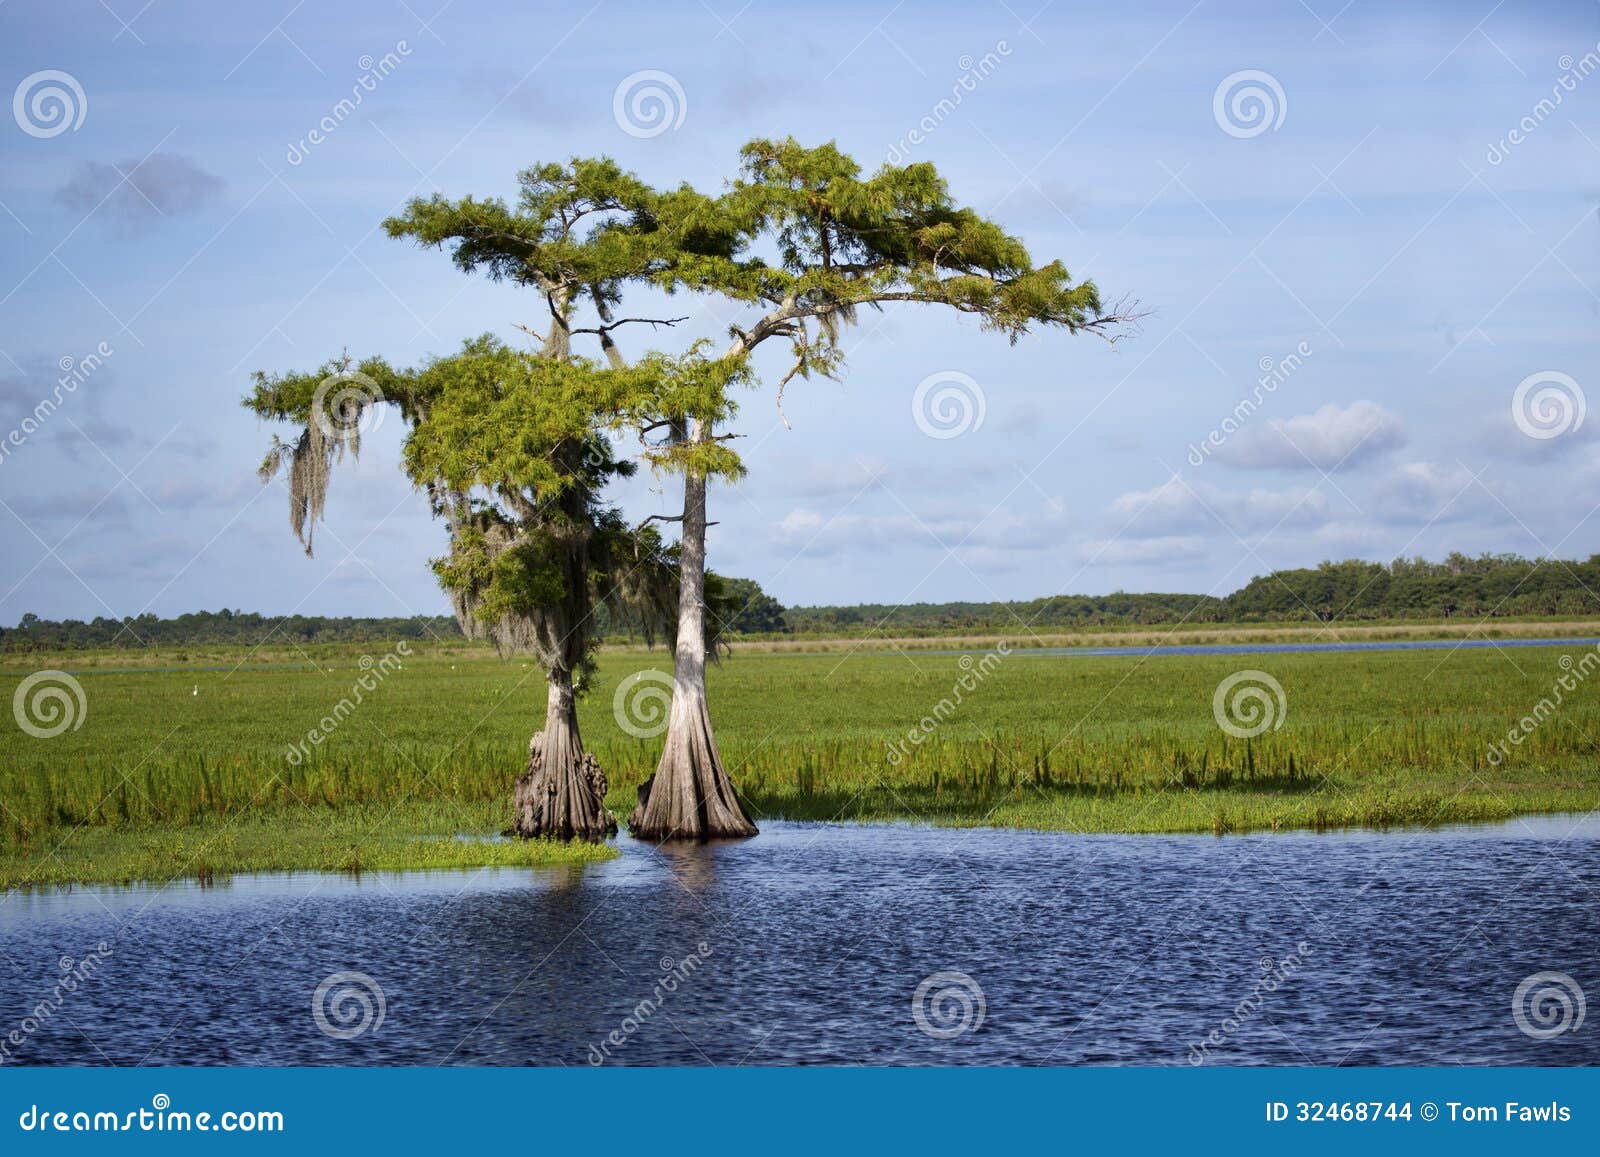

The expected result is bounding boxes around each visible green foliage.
[1225,553,1600,621]
[710,138,1110,340]
[381,139,1127,442]
[710,576,789,635]
[431,524,565,621]
[244,352,420,425]
[244,331,684,675]
[382,157,702,292]
[401,337,652,496]
[0,609,460,651]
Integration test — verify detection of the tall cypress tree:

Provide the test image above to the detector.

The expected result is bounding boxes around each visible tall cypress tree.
[296,139,1137,841]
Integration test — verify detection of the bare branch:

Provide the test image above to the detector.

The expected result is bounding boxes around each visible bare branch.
[774,356,803,430]
[1076,295,1151,346]
[570,315,690,337]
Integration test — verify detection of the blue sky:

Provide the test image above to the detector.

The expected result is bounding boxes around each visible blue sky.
[0,0,1597,623]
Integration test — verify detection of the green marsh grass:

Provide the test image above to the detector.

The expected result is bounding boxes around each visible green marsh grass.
[0,801,615,889]
[2,641,1597,886]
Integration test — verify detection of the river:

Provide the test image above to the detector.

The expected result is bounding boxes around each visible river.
[2,815,1596,1065]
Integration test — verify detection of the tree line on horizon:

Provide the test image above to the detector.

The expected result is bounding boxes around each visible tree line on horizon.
[6,554,1596,651]
[789,552,1600,632]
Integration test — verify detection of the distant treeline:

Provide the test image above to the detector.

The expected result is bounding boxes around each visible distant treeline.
[0,610,465,652]
[0,576,787,653]
[785,553,1600,634]
[1223,554,1600,622]
[5,554,1598,651]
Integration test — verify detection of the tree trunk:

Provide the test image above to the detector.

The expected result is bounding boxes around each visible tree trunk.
[514,671,616,841]
[628,434,758,841]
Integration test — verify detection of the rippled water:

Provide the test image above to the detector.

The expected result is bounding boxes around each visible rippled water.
[2,817,1597,1066]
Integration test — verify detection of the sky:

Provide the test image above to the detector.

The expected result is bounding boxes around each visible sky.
[0,0,1597,625]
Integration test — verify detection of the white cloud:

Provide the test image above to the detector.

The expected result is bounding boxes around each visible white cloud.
[1108,476,1329,538]
[1216,401,1405,470]
[779,457,888,499]
[1077,535,1209,567]
[777,507,827,537]
[772,500,1072,557]
[1371,462,1508,526]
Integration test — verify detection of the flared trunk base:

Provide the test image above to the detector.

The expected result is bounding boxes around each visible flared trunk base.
[628,692,757,842]
[514,730,617,843]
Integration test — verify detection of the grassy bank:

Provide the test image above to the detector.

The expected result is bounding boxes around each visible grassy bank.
[2,637,1598,887]
[0,801,615,889]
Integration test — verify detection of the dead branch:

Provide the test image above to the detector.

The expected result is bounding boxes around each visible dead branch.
[570,315,690,336]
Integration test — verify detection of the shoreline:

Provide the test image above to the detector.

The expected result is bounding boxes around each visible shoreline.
[5,615,1600,670]
[5,792,1594,892]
